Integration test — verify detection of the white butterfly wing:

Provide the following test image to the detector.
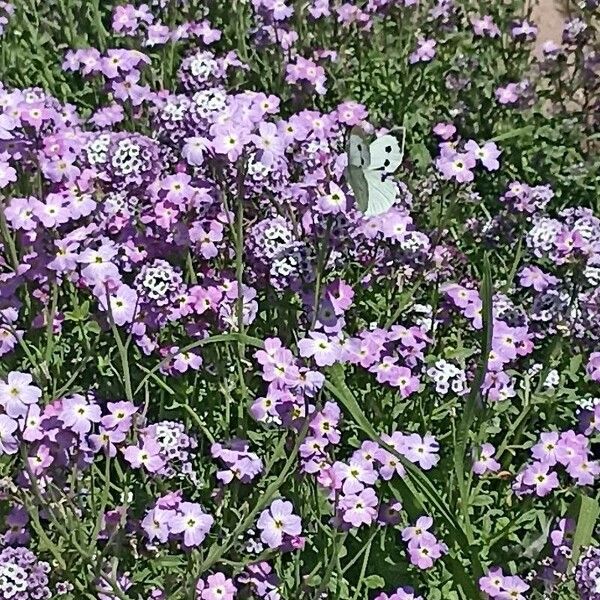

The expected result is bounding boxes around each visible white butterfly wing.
[363,170,397,217]
[347,127,371,168]
[367,131,404,173]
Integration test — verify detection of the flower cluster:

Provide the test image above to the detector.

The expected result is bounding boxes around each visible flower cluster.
[142,492,214,548]
[0,547,51,600]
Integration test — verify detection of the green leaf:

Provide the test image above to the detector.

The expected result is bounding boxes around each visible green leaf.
[410,141,431,169]
[491,125,534,142]
[362,575,385,589]
[452,254,493,548]
[570,494,600,564]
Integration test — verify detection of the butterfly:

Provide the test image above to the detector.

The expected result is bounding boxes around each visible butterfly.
[345,126,405,217]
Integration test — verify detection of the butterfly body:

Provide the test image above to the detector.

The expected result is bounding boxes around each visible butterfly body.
[345,126,405,217]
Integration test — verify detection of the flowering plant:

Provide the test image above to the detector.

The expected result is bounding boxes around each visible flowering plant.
[0,0,598,599]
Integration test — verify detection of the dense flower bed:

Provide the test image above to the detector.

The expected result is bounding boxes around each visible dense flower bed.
[0,0,599,599]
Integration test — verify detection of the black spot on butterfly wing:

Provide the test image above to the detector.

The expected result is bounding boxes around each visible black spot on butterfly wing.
[357,142,365,166]
[383,159,390,168]
[385,145,392,153]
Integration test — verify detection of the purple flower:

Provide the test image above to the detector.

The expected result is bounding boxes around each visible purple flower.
[518,266,558,292]
[435,149,476,183]
[297,332,341,366]
[496,575,529,600]
[470,15,500,37]
[285,56,327,94]
[332,457,378,494]
[432,122,456,140]
[495,83,520,105]
[401,433,440,470]
[256,499,302,549]
[182,136,211,166]
[401,516,436,545]
[522,462,560,496]
[317,182,347,214]
[0,414,18,454]
[0,161,17,188]
[479,567,505,596]
[338,487,378,527]
[576,546,600,600]
[101,401,137,431]
[59,394,102,435]
[169,502,213,548]
[141,507,172,543]
[98,284,139,326]
[212,123,250,161]
[0,371,42,418]
[473,443,501,475]
[566,456,600,486]
[409,38,436,64]
[586,352,600,382]
[122,436,165,473]
[464,140,501,171]
[201,573,236,600]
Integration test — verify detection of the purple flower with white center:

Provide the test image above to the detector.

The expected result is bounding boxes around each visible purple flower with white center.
[531,431,560,465]
[333,457,378,494]
[251,121,284,166]
[200,573,237,600]
[464,140,501,171]
[169,502,214,548]
[182,136,211,166]
[375,446,406,480]
[309,401,340,443]
[401,516,437,546]
[101,401,137,431]
[89,426,126,457]
[79,244,121,288]
[98,284,138,326]
[473,443,501,475]
[495,575,529,600]
[256,499,302,548]
[479,567,505,597]
[59,394,102,435]
[141,506,172,544]
[566,456,600,486]
[212,122,250,162]
[0,371,42,418]
[401,433,440,470]
[407,536,446,569]
[297,332,341,367]
[317,182,347,214]
[388,367,420,397]
[338,487,378,527]
[122,436,166,473]
[435,149,476,183]
[522,461,560,496]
